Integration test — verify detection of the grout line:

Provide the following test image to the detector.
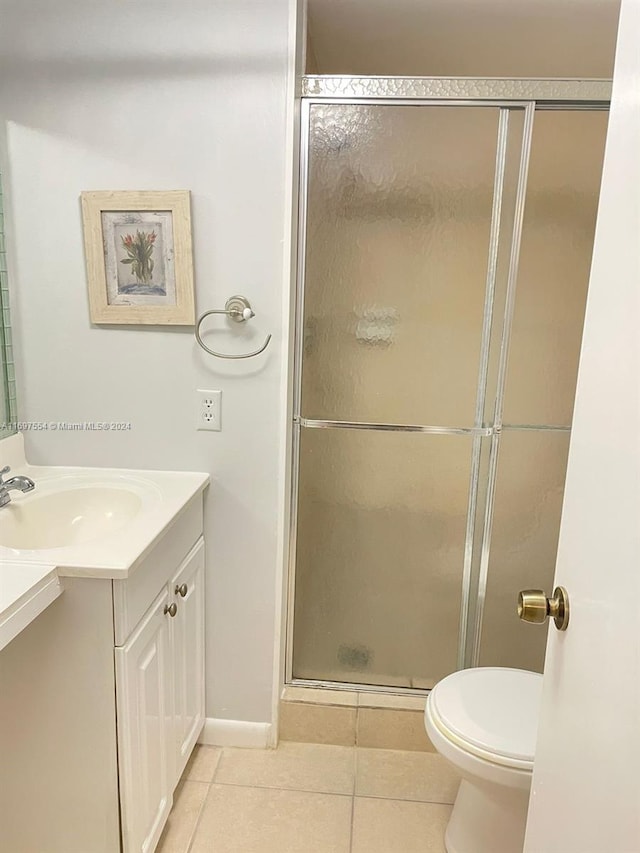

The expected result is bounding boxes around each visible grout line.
[352,742,358,796]
[353,792,456,806]
[179,779,454,809]
[200,779,354,797]
[209,747,225,784]
[349,747,357,853]
[283,699,357,709]
[361,706,425,713]
[349,793,356,852]
[355,744,433,754]
[356,705,426,713]
[275,734,357,746]
[279,740,435,753]
[354,794,454,809]
[184,780,212,853]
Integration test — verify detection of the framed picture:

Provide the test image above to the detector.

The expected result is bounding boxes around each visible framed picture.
[81,190,195,325]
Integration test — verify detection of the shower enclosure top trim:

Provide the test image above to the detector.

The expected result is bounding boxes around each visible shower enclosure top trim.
[302,76,612,103]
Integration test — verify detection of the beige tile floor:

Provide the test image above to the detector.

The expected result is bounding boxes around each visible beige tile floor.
[157,741,460,853]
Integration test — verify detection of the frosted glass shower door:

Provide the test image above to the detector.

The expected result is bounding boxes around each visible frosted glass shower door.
[294,429,474,686]
[476,109,609,671]
[293,103,504,688]
[300,105,499,428]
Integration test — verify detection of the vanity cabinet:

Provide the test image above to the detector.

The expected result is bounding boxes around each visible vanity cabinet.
[116,588,174,853]
[116,540,205,853]
[171,545,206,778]
[0,491,206,853]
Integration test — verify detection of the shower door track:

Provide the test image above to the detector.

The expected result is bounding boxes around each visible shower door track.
[285,77,612,694]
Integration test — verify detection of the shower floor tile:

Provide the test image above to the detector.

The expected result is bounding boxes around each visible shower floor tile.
[157,741,458,853]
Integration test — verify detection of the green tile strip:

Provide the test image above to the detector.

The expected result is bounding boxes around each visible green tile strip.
[0,173,17,438]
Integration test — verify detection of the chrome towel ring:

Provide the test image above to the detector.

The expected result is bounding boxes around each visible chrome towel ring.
[195,295,272,359]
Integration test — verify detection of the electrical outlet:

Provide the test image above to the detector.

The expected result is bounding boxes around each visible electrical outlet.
[196,389,222,431]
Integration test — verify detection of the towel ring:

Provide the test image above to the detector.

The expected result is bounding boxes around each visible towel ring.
[195,295,272,360]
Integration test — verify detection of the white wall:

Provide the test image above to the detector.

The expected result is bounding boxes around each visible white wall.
[307,0,620,76]
[0,0,298,727]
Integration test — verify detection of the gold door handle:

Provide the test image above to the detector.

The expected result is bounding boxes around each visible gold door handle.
[517,586,569,631]
[175,583,188,598]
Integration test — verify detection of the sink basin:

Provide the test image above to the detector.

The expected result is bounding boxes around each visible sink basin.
[0,486,143,550]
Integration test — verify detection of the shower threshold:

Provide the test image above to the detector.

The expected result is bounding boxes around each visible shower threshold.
[288,677,432,698]
[280,683,434,751]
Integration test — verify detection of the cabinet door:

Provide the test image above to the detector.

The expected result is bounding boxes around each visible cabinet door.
[115,590,173,853]
[171,539,205,780]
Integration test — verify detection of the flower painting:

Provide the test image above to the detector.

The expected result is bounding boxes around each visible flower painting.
[119,229,159,291]
[114,222,167,295]
[81,190,195,325]
[101,210,177,306]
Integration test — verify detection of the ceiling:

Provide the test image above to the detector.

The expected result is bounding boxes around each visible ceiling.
[307,0,621,78]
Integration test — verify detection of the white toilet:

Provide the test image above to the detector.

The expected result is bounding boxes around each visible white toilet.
[424,667,543,853]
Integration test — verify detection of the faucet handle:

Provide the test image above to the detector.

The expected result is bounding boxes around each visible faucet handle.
[0,465,10,485]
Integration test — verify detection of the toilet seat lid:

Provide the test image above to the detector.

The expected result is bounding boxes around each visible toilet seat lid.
[430,667,543,763]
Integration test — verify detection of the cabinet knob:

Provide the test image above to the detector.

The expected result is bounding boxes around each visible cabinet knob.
[175,583,188,598]
[164,602,178,618]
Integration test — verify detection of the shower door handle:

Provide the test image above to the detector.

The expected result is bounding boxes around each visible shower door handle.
[517,586,570,631]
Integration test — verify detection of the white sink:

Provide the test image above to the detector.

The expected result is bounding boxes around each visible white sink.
[0,487,143,550]
[0,475,161,551]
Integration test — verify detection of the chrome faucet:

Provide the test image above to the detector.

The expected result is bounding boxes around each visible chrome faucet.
[0,465,36,508]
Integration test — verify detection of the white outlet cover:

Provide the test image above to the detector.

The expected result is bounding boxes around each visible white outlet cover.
[196,389,222,431]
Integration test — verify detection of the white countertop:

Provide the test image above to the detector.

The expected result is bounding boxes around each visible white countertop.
[0,432,209,649]
[0,561,61,652]
[0,464,209,578]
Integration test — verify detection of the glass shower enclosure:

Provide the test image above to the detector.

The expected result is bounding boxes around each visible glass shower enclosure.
[288,77,609,692]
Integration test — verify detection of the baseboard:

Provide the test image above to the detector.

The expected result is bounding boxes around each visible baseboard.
[198,717,273,749]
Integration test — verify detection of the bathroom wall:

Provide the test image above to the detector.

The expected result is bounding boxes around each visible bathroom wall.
[0,0,300,728]
[306,0,620,77]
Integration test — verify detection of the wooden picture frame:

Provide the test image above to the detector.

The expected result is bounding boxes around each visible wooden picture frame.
[81,190,195,325]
